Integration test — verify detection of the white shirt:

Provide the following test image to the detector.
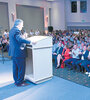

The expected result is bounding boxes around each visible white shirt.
[88,51,90,60]
[35,31,40,35]
[52,43,58,53]
[71,48,80,59]
[81,51,85,60]
[30,32,34,35]
[4,32,8,35]
[4,32,9,38]
[22,32,28,39]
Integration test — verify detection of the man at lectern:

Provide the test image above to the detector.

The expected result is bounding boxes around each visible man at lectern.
[9,19,34,86]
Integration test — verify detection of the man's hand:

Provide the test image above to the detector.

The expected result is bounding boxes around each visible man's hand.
[53,53,57,55]
[79,51,82,54]
[69,52,72,54]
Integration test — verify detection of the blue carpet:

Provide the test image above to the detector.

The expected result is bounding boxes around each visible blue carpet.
[0,61,90,100]
[0,76,90,100]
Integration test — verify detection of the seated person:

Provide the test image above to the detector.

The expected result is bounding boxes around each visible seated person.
[52,42,63,68]
[3,29,9,38]
[75,45,89,72]
[0,41,2,50]
[1,35,9,52]
[1,35,8,51]
[21,29,28,39]
[64,44,80,69]
[35,29,40,35]
[0,36,2,48]
[3,38,9,52]
[60,44,71,68]
[81,51,90,77]
[52,40,58,53]
[29,29,34,36]
[87,44,90,51]
[57,44,67,68]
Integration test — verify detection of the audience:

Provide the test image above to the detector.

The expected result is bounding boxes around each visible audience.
[50,29,90,77]
[0,28,90,77]
[81,51,90,77]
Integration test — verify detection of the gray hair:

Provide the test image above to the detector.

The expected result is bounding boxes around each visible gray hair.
[14,19,23,27]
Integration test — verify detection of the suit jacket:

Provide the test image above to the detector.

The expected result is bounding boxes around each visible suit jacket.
[9,27,30,57]
[80,50,89,60]
[55,47,63,55]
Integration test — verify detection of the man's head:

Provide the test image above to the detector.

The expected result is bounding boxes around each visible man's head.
[58,42,62,47]
[73,44,77,50]
[14,19,23,30]
[81,43,84,47]
[64,45,67,49]
[83,45,87,51]
[55,40,58,44]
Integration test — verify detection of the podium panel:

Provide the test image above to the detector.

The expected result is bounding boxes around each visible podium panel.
[25,36,53,84]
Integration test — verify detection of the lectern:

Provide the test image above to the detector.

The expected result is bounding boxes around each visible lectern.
[25,36,53,84]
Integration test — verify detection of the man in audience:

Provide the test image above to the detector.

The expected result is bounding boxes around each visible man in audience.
[81,51,90,77]
[75,45,89,72]
[3,29,9,38]
[64,44,80,70]
[35,29,40,35]
[52,40,58,53]
[29,29,34,36]
[1,35,8,52]
[52,42,63,68]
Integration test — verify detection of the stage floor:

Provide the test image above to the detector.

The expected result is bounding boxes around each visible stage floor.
[0,61,90,100]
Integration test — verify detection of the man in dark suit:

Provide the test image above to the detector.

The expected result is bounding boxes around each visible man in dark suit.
[52,42,63,68]
[75,45,89,72]
[81,51,90,77]
[9,19,35,86]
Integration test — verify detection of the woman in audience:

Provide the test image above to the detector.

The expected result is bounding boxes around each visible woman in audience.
[60,44,71,68]
[56,44,67,68]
